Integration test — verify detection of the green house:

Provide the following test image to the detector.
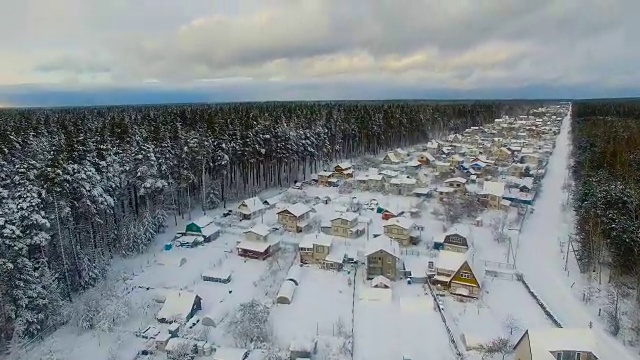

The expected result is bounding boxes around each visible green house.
[185,216,220,242]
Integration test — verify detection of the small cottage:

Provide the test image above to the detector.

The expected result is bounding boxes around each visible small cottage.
[416,152,436,166]
[382,152,401,164]
[236,239,279,260]
[444,177,467,193]
[383,216,415,247]
[237,197,266,220]
[441,226,471,253]
[156,291,202,323]
[431,250,483,298]
[317,171,334,186]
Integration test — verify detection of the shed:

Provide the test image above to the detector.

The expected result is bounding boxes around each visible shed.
[177,235,202,248]
[200,223,221,242]
[212,347,249,360]
[185,215,215,234]
[276,280,297,304]
[285,265,302,286]
[201,270,232,284]
[371,275,392,289]
[156,291,202,323]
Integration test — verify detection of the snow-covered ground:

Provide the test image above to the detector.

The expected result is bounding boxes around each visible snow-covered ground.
[516,108,640,359]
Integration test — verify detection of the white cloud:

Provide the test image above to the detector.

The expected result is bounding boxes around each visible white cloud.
[0,0,638,93]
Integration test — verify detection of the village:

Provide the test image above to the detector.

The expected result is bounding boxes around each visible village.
[36,103,622,360]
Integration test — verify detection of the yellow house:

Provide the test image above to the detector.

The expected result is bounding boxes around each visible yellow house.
[444,177,467,193]
[298,233,333,265]
[330,212,364,238]
[507,163,528,178]
[448,154,465,168]
[494,147,513,162]
[513,328,600,360]
[317,171,334,186]
[435,187,456,203]
[383,216,415,246]
[416,152,436,166]
[435,161,450,174]
[243,224,272,242]
[277,203,313,233]
[479,181,505,209]
[431,250,483,298]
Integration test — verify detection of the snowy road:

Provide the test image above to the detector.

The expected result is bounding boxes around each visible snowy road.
[516,106,637,359]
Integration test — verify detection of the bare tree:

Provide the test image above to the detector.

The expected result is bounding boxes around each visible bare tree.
[168,341,196,360]
[502,314,521,336]
[226,300,273,349]
[605,282,625,336]
[490,212,510,244]
[479,337,512,360]
[442,199,464,225]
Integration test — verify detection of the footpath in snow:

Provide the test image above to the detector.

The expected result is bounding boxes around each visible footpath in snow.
[516,107,638,359]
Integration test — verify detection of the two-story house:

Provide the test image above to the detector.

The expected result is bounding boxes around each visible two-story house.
[330,212,364,238]
[383,217,415,246]
[298,233,333,265]
[416,152,436,166]
[334,162,354,179]
[513,328,600,360]
[444,177,467,194]
[431,250,483,298]
[365,235,401,281]
[277,203,313,233]
[317,171,334,186]
[435,187,456,203]
[237,224,278,260]
[479,181,506,209]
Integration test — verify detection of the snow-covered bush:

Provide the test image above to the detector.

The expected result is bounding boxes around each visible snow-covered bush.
[226,300,273,349]
[70,283,131,332]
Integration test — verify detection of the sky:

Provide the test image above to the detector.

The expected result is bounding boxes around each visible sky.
[0,0,639,106]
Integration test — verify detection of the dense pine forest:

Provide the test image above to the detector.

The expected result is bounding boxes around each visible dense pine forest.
[0,100,536,347]
[571,100,640,334]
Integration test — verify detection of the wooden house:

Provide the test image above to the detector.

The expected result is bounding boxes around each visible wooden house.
[236,239,279,260]
[435,161,451,174]
[277,203,312,233]
[416,152,436,166]
[317,171,334,186]
[365,235,401,281]
[355,175,369,190]
[513,328,600,360]
[367,174,384,191]
[431,250,483,298]
[156,291,202,323]
[440,226,471,253]
[334,162,354,179]
[383,217,415,246]
[435,187,456,203]
[243,224,271,242]
[448,154,465,168]
[331,212,364,238]
[494,147,513,162]
[444,177,467,193]
[298,233,333,265]
[236,196,266,220]
[506,163,528,178]
[382,152,401,165]
[479,181,505,209]
[388,177,417,195]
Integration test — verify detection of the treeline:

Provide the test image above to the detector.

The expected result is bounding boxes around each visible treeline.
[0,100,523,345]
[571,100,640,294]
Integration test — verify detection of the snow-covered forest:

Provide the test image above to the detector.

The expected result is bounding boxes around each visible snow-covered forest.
[571,100,640,336]
[0,101,524,348]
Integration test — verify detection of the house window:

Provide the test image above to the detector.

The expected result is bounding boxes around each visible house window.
[460,272,472,279]
[574,353,581,360]
[555,352,562,360]
[387,258,392,264]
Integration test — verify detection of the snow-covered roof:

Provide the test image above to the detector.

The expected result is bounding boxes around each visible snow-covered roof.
[285,265,302,285]
[436,187,455,193]
[384,152,400,163]
[299,233,333,248]
[331,212,358,222]
[444,225,470,239]
[435,251,467,272]
[365,235,400,257]
[202,269,232,280]
[371,275,392,288]
[278,202,312,217]
[406,160,422,167]
[385,216,414,230]
[368,174,383,181]
[277,280,297,302]
[480,181,505,197]
[412,187,431,195]
[395,148,408,155]
[317,171,333,177]
[325,248,346,264]
[426,140,439,148]
[165,338,195,352]
[201,223,221,237]
[238,196,265,214]
[379,169,399,177]
[523,328,600,360]
[177,235,201,245]
[263,194,283,206]
[368,167,379,175]
[244,224,271,237]
[190,215,215,228]
[236,240,272,253]
[336,161,352,170]
[156,291,200,322]
[444,177,467,184]
[289,338,316,352]
[213,347,249,360]
[355,175,369,181]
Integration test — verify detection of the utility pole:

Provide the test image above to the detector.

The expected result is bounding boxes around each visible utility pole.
[564,236,571,271]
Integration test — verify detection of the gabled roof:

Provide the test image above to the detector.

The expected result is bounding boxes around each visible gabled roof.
[244,224,271,237]
[384,152,400,163]
[336,161,352,170]
[190,215,215,228]
[238,196,265,214]
[156,291,200,322]
[299,233,333,248]
[331,211,358,222]
[201,223,221,237]
[278,202,312,217]
[435,250,468,272]
[444,177,467,184]
[365,235,400,258]
[480,181,505,197]
[443,225,471,241]
[317,171,334,177]
[517,328,601,360]
[385,216,414,230]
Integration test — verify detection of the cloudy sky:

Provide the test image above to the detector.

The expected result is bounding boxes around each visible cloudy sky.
[0,0,638,106]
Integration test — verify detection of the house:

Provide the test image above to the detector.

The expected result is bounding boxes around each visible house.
[448,154,465,168]
[435,161,451,174]
[435,187,456,203]
[334,162,354,179]
[495,147,513,162]
[405,160,422,170]
[382,152,401,164]
[156,291,202,323]
[262,194,283,209]
[236,238,279,260]
[444,177,467,193]
[355,175,369,190]
[277,203,313,233]
[507,163,530,178]
[299,233,333,265]
[237,197,266,220]
[371,275,392,289]
[394,148,408,159]
[416,152,436,165]
[431,250,483,298]
[469,161,487,174]
[479,181,506,209]
[513,328,600,360]
[440,226,471,253]
[243,224,271,242]
[367,174,384,191]
[520,153,541,166]
[317,171,334,186]
[388,177,417,195]
[426,140,440,155]
[331,212,365,238]
[365,235,401,280]
[185,215,214,234]
[383,217,415,246]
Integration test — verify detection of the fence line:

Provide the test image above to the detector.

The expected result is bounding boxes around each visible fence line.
[514,273,563,328]
[424,282,466,360]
